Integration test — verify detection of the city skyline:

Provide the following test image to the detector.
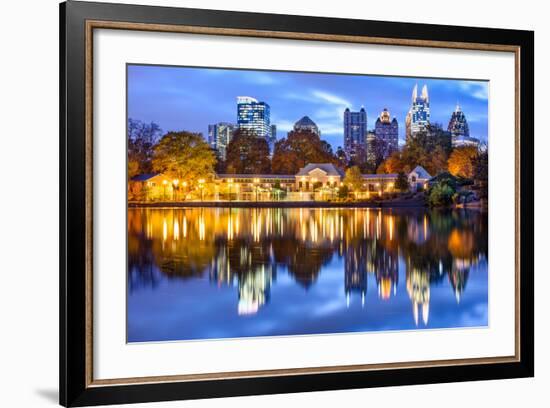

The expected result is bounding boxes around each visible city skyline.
[127,64,489,150]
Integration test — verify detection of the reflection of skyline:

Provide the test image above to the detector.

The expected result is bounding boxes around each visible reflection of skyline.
[128,208,488,322]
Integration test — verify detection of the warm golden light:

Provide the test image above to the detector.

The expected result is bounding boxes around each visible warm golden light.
[198,178,205,184]
[173,179,179,186]
[253,178,260,184]
[182,181,188,187]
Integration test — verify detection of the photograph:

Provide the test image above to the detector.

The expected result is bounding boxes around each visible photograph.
[126,65,489,342]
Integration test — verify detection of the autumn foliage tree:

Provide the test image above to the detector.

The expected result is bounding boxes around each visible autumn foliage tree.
[447,146,478,179]
[152,131,216,185]
[271,130,337,174]
[343,166,364,192]
[377,151,404,174]
[225,129,271,174]
[377,125,452,176]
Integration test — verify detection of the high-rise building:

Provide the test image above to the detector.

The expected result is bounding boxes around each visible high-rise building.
[268,124,277,153]
[236,96,272,140]
[366,131,378,168]
[447,104,470,138]
[374,108,399,157]
[405,110,412,142]
[409,84,430,137]
[447,104,481,148]
[344,107,367,160]
[208,122,235,161]
[293,115,320,136]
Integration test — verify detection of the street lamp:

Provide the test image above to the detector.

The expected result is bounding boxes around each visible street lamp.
[253,178,260,202]
[162,179,168,201]
[198,178,205,202]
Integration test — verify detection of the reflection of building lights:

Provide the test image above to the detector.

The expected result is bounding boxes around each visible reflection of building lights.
[173,218,179,240]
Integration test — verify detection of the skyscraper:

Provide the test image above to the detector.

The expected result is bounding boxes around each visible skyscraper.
[374,108,399,157]
[236,96,272,140]
[343,107,367,160]
[447,104,470,138]
[405,110,412,142]
[293,115,320,136]
[447,104,480,148]
[208,122,235,161]
[409,84,430,137]
[366,131,378,168]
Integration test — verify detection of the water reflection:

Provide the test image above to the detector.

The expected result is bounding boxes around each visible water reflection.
[128,208,488,342]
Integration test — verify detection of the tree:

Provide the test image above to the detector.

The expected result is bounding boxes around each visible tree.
[377,151,405,174]
[431,145,449,175]
[225,129,271,174]
[343,166,364,192]
[128,118,163,177]
[395,171,410,192]
[271,130,337,174]
[335,146,348,168]
[447,146,478,179]
[474,150,488,199]
[338,184,350,199]
[152,131,216,187]
[365,138,387,173]
[428,182,456,207]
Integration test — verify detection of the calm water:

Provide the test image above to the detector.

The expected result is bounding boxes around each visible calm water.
[127,207,488,342]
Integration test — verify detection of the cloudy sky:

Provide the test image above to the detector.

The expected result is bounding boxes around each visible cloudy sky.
[127,64,489,150]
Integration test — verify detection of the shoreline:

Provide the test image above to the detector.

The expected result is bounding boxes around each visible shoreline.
[128,200,437,209]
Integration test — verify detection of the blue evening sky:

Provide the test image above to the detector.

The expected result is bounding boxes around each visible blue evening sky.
[127,64,489,150]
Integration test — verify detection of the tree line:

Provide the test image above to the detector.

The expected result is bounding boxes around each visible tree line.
[128,118,487,196]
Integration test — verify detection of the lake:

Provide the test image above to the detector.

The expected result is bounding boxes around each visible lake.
[127,207,488,342]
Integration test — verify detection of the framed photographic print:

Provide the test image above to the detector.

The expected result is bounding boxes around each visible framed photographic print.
[60,0,534,406]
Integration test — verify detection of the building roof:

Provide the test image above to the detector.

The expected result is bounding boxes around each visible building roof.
[130,173,160,182]
[362,173,398,179]
[217,174,295,179]
[410,166,432,179]
[296,163,345,177]
[294,116,317,128]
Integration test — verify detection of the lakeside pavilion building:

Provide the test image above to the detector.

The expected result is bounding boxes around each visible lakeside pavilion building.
[129,163,431,202]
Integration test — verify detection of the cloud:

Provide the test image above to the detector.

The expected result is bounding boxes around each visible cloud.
[311,90,351,107]
[246,72,281,85]
[458,81,489,101]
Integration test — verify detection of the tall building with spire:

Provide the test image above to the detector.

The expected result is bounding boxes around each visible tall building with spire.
[448,104,480,148]
[447,103,470,138]
[343,107,367,160]
[409,84,430,138]
[374,108,399,157]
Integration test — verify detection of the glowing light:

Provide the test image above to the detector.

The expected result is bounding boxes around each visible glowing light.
[173,179,179,186]
[173,218,179,240]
